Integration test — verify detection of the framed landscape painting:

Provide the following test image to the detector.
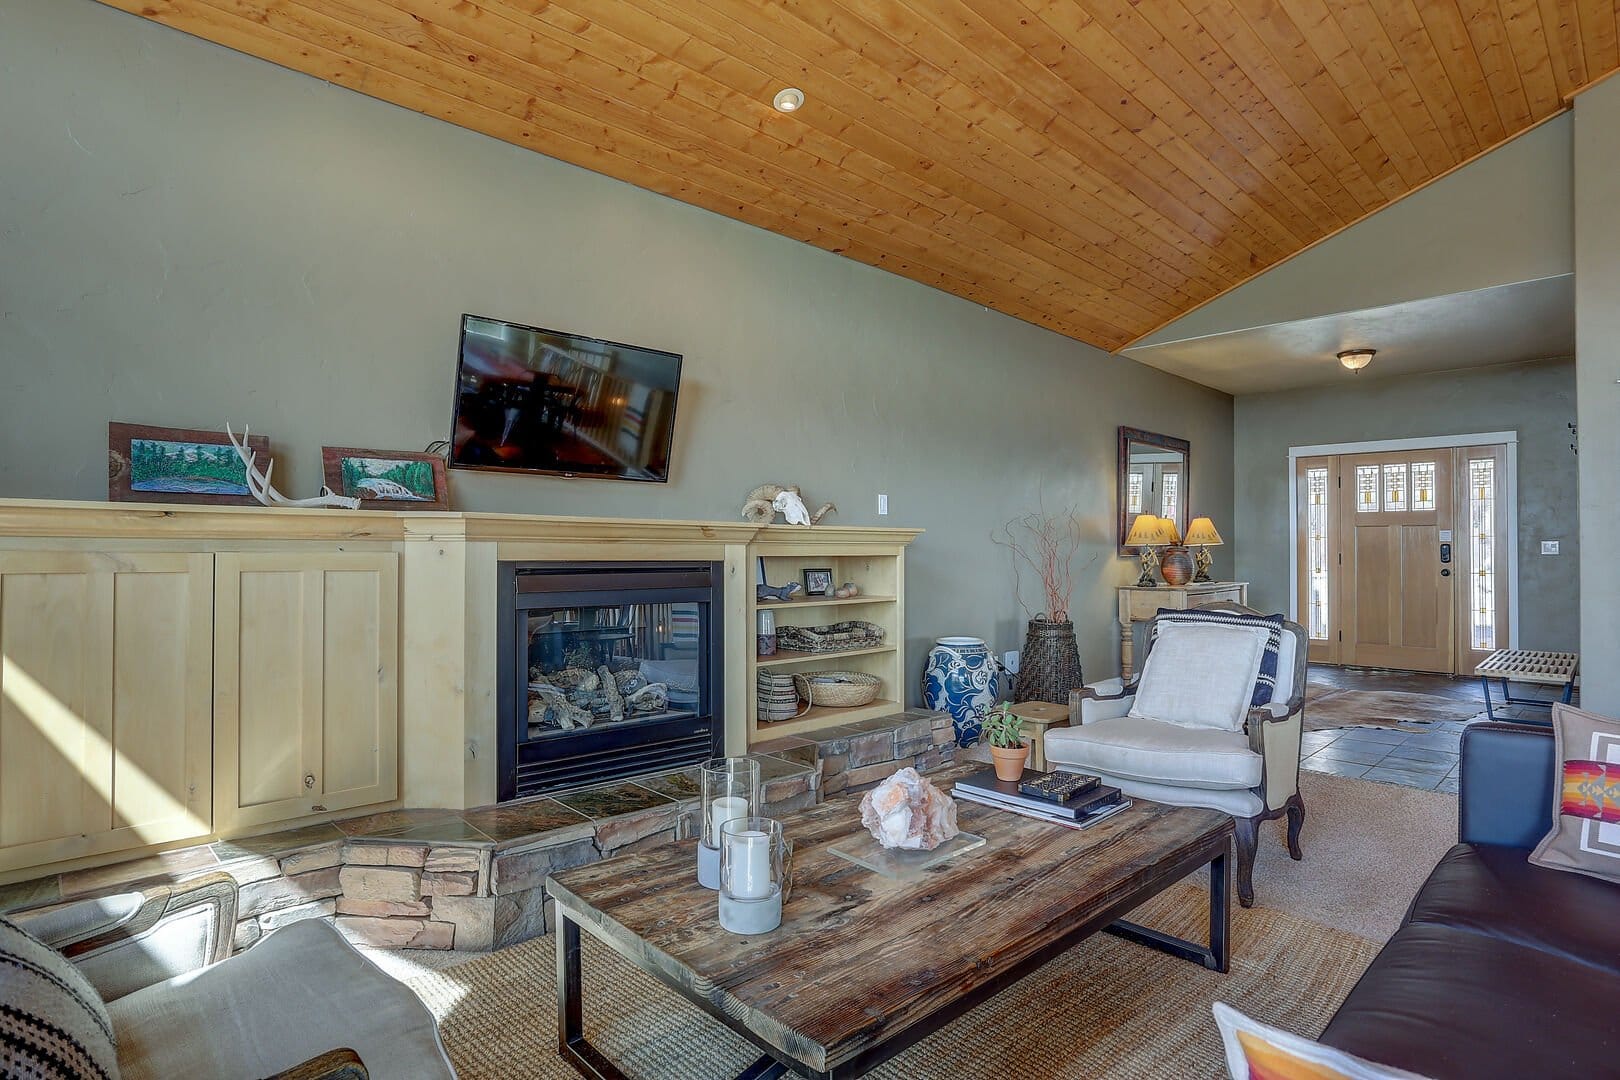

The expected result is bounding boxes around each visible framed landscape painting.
[108,422,271,505]
[322,447,449,511]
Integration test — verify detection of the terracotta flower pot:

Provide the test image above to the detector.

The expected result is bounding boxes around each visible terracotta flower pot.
[989,742,1030,782]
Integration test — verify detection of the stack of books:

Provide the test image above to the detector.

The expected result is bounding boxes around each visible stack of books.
[952,767,1130,830]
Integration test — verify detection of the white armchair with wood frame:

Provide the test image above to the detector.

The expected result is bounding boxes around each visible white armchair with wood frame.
[3,871,454,1079]
[1048,603,1307,907]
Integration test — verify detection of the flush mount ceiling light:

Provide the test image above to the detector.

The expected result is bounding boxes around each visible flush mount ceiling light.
[1337,349,1376,373]
[772,87,805,113]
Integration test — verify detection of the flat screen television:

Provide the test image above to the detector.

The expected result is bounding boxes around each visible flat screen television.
[449,314,682,483]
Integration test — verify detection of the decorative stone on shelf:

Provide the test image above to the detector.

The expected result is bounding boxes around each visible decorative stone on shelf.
[858,767,960,851]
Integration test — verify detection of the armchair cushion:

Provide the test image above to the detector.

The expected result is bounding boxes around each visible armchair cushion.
[1129,622,1266,731]
[0,916,121,1080]
[108,918,453,1080]
[1154,608,1286,707]
[1044,715,1262,790]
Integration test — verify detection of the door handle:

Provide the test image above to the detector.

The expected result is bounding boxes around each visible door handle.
[1441,569,1451,577]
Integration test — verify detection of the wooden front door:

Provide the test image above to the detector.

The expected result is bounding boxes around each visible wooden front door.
[1338,451,1455,672]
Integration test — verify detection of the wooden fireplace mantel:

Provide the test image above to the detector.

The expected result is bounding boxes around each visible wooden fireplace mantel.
[0,498,919,883]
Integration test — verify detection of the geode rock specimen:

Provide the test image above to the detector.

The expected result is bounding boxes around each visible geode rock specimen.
[858,767,959,851]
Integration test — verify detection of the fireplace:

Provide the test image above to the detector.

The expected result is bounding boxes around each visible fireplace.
[496,561,724,800]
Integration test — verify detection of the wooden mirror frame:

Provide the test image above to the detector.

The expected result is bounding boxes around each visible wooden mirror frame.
[1117,426,1192,556]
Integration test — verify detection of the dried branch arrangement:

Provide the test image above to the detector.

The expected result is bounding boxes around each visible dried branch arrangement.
[991,507,1091,621]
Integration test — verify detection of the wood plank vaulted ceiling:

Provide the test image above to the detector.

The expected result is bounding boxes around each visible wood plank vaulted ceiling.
[107,0,1620,352]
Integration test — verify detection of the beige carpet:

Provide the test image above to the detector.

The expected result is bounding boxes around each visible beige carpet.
[1247,770,1456,942]
[1302,688,1479,731]
[407,881,1378,1080]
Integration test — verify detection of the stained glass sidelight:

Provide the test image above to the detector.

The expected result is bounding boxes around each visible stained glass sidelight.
[1128,472,1144,515]
[1356,466,1379,513]
[1382,463,1408,512]
[1411,462,1436,511]
[1161,472,1179,523]
[1307,467,1330,640]
[1470,458,1496,651]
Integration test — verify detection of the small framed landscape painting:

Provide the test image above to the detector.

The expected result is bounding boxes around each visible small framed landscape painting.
[322,447,449,511]
[108,422,270,505]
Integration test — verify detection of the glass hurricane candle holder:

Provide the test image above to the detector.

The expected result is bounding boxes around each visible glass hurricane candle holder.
[719,816,788,935]
[698,757,760,890]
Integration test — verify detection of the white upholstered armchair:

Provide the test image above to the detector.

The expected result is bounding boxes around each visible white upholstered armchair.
[1047,603,1308,907]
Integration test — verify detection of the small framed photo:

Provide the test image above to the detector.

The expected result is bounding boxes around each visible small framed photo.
[802,567,834,596]
[322,447,450,510]
[108,422,271,505]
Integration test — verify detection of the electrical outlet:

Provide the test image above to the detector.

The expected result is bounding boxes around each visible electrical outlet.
[877,493,889,516]
[1002,650,1020,674]
[1541,540,1561,555]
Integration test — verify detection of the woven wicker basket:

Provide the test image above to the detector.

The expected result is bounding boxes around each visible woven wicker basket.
[757,671,804,722]
[1013,617,1084,705]
[794,670,882,709]
[776,621,886,653]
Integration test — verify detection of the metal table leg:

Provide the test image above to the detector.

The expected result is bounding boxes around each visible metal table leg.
[1106,849,1230,973]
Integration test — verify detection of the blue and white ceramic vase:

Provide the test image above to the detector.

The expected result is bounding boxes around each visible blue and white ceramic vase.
[922,636,1000,747]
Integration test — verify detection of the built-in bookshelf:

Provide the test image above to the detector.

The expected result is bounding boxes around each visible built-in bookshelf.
[745,526,920,744]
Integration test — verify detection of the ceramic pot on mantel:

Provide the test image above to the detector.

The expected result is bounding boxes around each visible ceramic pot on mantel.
[1159,546,1196,586]
[989,741,1030,783]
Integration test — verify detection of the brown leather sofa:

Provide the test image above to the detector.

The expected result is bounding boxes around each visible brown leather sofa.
[1317,722,1618,1078]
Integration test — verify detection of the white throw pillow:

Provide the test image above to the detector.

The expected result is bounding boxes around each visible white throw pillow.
[1129,621,1265,731]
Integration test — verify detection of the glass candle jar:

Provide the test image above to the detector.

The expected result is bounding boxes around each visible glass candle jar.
[756,609,777,657]
[719,816,787,935]
[698,757,760,890]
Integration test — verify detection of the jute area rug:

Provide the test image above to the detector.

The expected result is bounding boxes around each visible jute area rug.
[407,880,1377,1079]
[1302,685,1480,732]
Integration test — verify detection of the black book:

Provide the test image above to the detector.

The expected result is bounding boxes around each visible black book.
[1018,769,1101,804]
[953,768,1122,821]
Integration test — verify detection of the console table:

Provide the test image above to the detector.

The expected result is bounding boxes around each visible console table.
[1117,582,1249,679]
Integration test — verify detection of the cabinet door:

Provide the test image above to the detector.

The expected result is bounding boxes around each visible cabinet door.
[0,552,213,873]
[214,553,399,832]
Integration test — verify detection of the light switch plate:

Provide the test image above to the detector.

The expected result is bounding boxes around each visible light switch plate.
[1542,540,1561,555]
[877,493,889,516]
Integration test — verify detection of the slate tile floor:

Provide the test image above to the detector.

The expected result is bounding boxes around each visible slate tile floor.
[1301,665,1572,794]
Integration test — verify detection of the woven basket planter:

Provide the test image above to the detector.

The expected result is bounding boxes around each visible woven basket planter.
[1013,617,1083,706]
[794,670,882,709]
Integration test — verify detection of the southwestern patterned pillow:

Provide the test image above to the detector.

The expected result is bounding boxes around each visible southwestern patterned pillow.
[1530,702,1620,885]
[0,915,120,1079]
[1214,1002,1433,1080]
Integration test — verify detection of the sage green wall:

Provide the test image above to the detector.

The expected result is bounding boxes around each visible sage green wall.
[1233,358,1579,652]
[0,0,1234,686]
[1575,77,1620,712]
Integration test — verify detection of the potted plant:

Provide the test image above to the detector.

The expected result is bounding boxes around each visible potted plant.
[982,703,1029,782]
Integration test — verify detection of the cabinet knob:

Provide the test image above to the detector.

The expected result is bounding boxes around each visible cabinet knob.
[304,773,316,789]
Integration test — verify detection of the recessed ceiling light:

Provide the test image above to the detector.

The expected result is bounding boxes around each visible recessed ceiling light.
[1337,349,1376,373]
[773,88,805,113]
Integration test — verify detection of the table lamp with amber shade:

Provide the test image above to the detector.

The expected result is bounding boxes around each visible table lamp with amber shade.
[1125,513,1178,587]
[1184,517,1224,583]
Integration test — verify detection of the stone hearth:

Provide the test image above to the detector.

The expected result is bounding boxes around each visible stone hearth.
[0,711,955,953]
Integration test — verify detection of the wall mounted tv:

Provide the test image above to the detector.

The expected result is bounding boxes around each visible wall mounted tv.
[450,315,682,483]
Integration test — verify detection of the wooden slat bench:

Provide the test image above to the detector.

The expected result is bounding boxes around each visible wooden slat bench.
[1474,650,1578,723]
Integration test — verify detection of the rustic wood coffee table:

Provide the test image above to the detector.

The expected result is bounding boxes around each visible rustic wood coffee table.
[547,782,1232,1079]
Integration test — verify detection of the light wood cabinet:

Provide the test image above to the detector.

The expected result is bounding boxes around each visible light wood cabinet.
[213,552,400,832]
[745,528,921,746]
[0,552,213,873]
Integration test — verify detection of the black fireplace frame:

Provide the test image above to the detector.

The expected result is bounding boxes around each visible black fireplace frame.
[497,561,725,801]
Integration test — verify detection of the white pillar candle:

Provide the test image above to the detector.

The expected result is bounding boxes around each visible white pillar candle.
[709,796,747,846]
[725,829,773,900]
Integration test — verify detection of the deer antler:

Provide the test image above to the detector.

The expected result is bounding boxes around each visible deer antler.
[226,424,360,510]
